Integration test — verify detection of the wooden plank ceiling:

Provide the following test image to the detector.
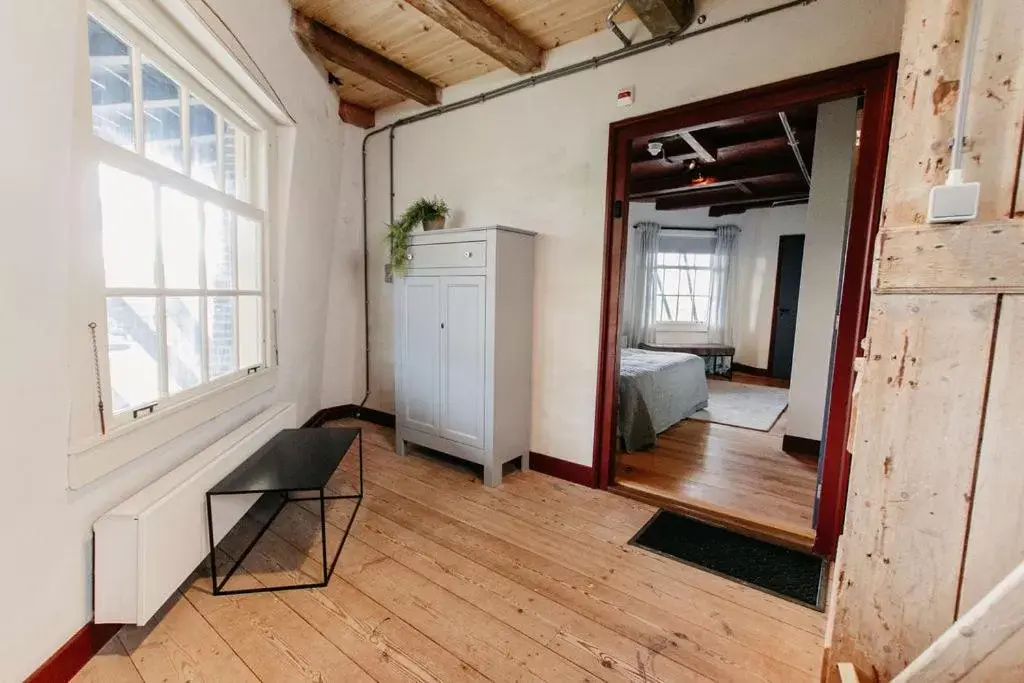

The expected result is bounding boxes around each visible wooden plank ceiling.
[292,0,636,118]
[630,104,821,216]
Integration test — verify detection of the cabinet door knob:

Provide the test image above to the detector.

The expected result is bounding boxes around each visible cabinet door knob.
[464,251,472,258]
[406,253,414,261]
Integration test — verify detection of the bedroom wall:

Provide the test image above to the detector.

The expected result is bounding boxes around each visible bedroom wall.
[787,97,859,442]
[0,0,359,679]
[350,0,905,468]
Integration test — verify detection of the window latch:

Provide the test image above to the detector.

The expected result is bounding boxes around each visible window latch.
[132,403,157,419]
[246,365,261,375]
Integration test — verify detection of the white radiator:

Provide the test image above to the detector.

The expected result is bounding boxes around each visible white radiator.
[93,403,296,624]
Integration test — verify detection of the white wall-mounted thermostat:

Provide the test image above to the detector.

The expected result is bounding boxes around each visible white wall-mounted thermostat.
[616,86,634,107]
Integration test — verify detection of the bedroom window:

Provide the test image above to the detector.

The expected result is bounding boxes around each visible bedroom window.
[654,251,713,326]
[87,7,267,421]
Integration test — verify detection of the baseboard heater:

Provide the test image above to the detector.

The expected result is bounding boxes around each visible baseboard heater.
[93,403,296,624]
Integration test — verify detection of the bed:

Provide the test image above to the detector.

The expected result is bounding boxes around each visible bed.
[618,348,709,452]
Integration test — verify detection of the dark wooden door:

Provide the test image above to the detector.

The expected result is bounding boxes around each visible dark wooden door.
[769,234,805,380]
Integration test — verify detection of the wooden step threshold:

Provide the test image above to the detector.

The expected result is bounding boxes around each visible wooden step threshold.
[610,482,817,553]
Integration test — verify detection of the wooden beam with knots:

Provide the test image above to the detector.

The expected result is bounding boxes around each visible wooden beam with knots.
[292,11,440,106]
[404,0,543,74]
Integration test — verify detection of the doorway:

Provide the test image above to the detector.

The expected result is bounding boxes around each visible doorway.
[593,56,898,556]
[769,234,805,381]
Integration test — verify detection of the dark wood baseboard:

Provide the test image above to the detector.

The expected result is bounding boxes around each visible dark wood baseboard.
[302,404,396,429]
[26,621,123,683]
[782,434,822,457]
[530,452,595,488]
[732,363,770,376]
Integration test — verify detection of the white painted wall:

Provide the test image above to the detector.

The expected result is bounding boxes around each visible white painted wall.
[342,0,904,467]
[0,0,359,678]
[788,98,860,441]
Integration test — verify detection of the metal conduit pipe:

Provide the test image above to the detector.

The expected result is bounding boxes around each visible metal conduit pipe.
[355,0,817,408]
[779,111,812,186]
[606,0,633,48]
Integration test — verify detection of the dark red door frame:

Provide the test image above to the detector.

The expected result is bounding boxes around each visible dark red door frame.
[592,55,899,557]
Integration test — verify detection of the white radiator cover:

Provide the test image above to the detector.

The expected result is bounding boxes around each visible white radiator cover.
[94,403,296,624]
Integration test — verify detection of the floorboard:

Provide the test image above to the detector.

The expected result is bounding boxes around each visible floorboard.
[73,419,824,683]
[615,376,818,543]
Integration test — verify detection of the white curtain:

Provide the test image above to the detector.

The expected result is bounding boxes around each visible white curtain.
[621,221,661,348]
[706,224,740,346]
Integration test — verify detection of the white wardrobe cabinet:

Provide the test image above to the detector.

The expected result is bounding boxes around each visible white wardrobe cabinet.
[394,226,536,486]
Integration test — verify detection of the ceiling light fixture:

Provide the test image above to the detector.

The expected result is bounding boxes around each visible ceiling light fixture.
[647,141,664,157]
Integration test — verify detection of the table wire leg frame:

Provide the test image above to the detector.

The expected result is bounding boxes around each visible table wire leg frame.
[207,431,364,596]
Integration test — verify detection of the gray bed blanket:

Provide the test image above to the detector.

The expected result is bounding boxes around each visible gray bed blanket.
[618,349,709,452]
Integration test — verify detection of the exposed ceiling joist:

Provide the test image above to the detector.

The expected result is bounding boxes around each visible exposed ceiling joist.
[709,195,809,217]
[292,12,441,106]
[653,181,808,211]
[404,0,544,74]
[338,100,375,129]
[630,156,798,198]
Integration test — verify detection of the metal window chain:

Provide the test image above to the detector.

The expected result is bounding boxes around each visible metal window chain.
[88,322,106,434]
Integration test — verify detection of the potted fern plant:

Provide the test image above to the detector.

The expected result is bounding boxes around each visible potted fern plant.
[386,197,451,276]
[405,197,449,231]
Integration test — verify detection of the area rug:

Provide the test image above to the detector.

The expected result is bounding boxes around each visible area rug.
[691,379,788,431]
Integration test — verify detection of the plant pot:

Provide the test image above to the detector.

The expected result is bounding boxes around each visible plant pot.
[423,217,446,231]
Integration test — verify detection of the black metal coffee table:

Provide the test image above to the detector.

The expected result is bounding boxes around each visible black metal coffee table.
[206,427,363,596]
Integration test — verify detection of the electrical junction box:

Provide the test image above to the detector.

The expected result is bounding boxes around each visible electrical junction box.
[616,86,634,107]
[927,180,981,223]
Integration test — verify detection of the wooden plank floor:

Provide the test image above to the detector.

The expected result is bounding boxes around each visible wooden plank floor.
[615,376,818,547]
[76,420,824,683]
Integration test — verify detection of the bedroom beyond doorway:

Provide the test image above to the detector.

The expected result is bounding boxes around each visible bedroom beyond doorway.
[593,57,897,557]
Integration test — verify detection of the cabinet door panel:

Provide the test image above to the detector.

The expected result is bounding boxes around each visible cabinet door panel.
[399,277,441,434]
[440,276,486,448]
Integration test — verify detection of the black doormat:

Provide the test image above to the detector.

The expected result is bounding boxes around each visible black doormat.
[630,510,825,609]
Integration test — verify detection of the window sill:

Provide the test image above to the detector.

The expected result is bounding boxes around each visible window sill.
[67,368,277,489]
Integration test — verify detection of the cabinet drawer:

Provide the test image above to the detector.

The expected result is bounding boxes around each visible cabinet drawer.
[407,241,486,269]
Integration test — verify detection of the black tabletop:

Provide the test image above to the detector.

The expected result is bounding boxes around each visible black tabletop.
[209,427,359,495]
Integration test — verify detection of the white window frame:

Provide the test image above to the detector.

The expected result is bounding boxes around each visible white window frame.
[654,252,712,332]
[68,0,291,488]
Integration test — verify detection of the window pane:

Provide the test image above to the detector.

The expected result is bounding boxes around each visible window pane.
[662,268,681,296]
[99,165,156,287]
[161,188,200,288]
[205,205,235,289]
[166,297,202,395]
[237,217,261,290]
[223,121,250,200]
[208,296,237,379]
[679,268,695,296]
[238,296,262,368]
[143,59,183,171]
[88,18,134,150]
[693,296,710,324]
[694,253,712,268]
[692,269,712,296]
[657,295,675,323]
[107,297,159,412]
[662,252,680,267]
[189,96,218,187]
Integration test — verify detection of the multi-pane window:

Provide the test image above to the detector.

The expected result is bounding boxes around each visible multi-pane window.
[88,11,265,418]
[654,251,713,326]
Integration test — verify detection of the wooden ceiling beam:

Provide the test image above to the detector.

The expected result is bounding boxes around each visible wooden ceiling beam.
[338,100,375,129]
[630,157,798,198]
[679,131,716,163]
[709,195,809,217]
[654,183,807,211]
[404,0,543,74]
[292,12,440,106]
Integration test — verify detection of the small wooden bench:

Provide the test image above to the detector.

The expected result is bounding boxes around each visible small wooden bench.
[639,342,735,378]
